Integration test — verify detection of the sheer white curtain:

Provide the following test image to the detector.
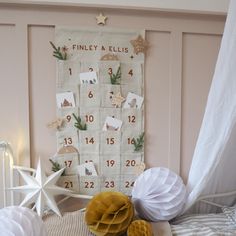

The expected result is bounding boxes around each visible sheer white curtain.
[183,0,236,214]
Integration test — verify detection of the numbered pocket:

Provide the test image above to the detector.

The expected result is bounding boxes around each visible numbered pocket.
[79,176,100,195]
[101,175,120,192]
[120,174,138,196]
[56,129,79,151]
[101,84,121,108]
[100,155,120,175]
[80,61,99,74]
[100,131,121,154]
[57,175,80,193]
[79,130,99,154]
[121,154,143,174]
[52,152,79,176]
[99,61,120,84]
[80,84,100,107]
[57,59,80,88]
[121,109,143,132]
[121,130,144,154]
[120,62,143,86]
[57,107,79,130]
[79,108,100,130]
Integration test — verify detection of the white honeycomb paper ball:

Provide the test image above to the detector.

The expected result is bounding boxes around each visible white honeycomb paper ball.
[0,206,47,236]
[132,167,187,221]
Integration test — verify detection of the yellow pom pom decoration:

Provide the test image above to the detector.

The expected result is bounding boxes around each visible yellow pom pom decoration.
[85,191,134,236]
[127,220,153,236]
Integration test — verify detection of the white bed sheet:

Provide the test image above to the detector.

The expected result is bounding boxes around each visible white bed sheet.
[171,211,236,236]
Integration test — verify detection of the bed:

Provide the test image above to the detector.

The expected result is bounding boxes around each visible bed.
[1,143,236,236]
[43,202,236,236]
[171,211,236,236]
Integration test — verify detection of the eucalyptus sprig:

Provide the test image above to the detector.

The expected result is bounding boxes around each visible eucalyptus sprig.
[110,66,121,85]
[133,132,145,152]
[72,113,87,130]
[49,41,67,60]
[49,159,65,176]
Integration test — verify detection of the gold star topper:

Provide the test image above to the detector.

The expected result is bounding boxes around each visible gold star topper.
[96,13,107,26]
[130,35,148,55]
[111,92,126,108]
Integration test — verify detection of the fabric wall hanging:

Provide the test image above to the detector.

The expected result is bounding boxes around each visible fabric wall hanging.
[52,27,145,196]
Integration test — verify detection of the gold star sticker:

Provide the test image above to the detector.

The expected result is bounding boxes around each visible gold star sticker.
[111,92,125,108]
[130,35,148,55]
[96,13,107,26]
[135,162,146,175]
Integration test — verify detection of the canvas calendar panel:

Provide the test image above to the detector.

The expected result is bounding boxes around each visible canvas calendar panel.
[53,26,145,196]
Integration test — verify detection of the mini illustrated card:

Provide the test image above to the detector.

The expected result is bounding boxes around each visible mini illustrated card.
[102,116,122,131]
[123,92,144,109]
[80,71,98,84]
[56,91,75,108]
[77,162,98,176]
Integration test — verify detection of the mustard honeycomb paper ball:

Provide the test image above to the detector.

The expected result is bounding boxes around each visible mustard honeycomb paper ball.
[127,220,153,236]
[85,191,134,236]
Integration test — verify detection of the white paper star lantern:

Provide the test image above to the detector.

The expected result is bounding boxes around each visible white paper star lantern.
[11,159,72,217]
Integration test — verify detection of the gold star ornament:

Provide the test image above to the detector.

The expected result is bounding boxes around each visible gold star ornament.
[111,92,126,108]
[130,35,148,55]
[96,13,107,26]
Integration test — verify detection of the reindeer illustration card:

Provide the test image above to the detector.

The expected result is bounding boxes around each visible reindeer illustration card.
[56,91,76,108]
[79,71,98,84]
[102,116,122,131]
[123,92,144,109]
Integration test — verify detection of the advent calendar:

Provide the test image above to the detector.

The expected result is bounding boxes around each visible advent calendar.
[52,26,145,196]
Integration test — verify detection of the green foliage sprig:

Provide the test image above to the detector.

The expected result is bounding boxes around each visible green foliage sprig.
[110,66,121,85]
[133,132,145,152]
[72,113,87,130]
[49,41,67,60]
[49,159,65,176]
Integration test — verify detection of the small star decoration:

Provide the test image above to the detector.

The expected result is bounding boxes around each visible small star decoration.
[111,92,126,108]
[130,35,148,55]
[61,45,68,52]
[96,13,107,26]
[47,118,65,131]
[135,162,146,175]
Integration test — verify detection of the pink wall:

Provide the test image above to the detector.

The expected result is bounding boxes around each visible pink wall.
[0,5,224,183]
